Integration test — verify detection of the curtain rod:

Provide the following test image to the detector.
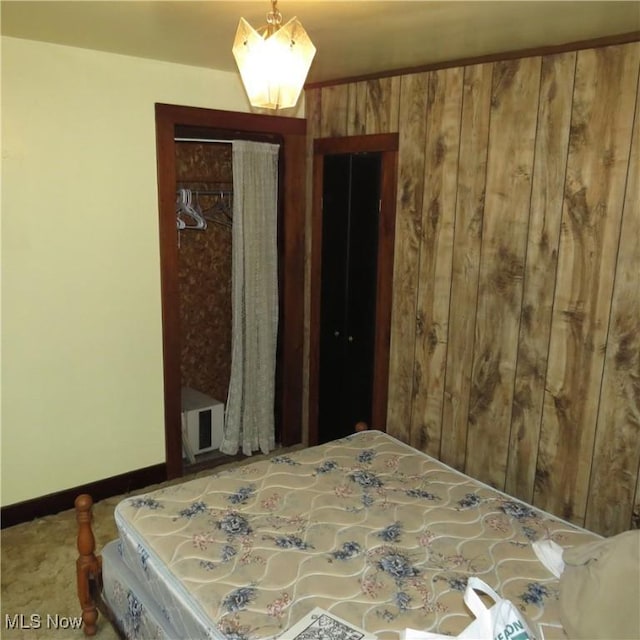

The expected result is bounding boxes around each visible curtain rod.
[174,137,232,144]
[176,190,233,196]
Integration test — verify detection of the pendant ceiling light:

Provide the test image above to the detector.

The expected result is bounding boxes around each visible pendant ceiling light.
[232,0,316,110]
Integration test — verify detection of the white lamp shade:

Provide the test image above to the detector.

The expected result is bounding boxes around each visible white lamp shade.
[232,16,316,110]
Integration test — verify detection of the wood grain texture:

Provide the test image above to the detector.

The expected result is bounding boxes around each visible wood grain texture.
[410,68,463,455]
[347,81,368,136]
[634,473,640,530]
[308,41,640,535]
[320,84,350,137]
[466,57,542,489]
[441,63,493,470]
[505,52,576,502]
[585,59,640,534]
[365,76,401,134]
[386,72,430,443]
[535,44,640,523]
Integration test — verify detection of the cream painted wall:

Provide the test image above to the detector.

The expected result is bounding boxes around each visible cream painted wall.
[1,36,299,506]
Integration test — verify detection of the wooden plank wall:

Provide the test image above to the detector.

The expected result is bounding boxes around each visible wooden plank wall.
[305,41,640,536]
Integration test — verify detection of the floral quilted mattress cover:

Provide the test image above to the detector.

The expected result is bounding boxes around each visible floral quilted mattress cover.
[113,430,599,640]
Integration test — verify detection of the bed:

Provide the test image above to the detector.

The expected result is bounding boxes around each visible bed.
[76,429,600,639]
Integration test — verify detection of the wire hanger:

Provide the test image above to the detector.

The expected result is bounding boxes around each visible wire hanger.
[202,190,233,229]
[176,189,207,230]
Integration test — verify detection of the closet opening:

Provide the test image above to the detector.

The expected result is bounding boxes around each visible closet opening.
[156,104,306,479]
[174,136,235,470]
[309,134,399,445]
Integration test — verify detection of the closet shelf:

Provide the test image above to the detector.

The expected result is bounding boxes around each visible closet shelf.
[177,179,233,186]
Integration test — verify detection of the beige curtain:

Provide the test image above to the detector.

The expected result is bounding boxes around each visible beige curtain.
[220,140,279,456]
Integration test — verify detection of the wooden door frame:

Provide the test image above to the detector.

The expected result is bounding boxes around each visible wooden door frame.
[155,103,307,479]
[309,133,399,445]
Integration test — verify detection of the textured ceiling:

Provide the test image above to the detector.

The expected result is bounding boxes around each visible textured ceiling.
[2,1,639,84]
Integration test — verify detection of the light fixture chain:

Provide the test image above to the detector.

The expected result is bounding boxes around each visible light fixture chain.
[267,0,282,29]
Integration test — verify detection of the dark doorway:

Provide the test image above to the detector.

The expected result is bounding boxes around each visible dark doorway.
[310,134,399,445]
[318,153,382,442]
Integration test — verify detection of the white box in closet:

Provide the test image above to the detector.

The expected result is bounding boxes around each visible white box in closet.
[181,387,224,455]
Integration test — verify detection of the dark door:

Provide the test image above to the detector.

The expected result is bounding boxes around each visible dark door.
[318,152,382,442]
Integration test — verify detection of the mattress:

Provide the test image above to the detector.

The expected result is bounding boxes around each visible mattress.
[112,430,600,640]
[102,539,178,640]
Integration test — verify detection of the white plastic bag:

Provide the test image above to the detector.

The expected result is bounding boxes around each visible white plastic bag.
[402,577,536,640]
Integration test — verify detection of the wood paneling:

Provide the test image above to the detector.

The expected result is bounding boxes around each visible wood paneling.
[365,77,401,134]
[410,68,463,455]
[320,85,349,137]
[347,81,368,136]
[585,65,640,533]
[386,73,430,443]
[441,63,492,471]
[506,53,576,501]
[534,44,640,524]
[306,40,640,535]
[634,474,640,530]
[466,57,541,489]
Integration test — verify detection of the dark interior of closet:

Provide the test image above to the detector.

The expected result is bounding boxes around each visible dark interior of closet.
[318,152,382,443]
[309,133,398,446]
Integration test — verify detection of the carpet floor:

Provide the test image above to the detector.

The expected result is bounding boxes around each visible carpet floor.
[1,446,303,639]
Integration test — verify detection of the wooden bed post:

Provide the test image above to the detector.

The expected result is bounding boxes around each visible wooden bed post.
[75,494,101,636]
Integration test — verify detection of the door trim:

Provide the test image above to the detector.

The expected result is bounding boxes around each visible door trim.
[155,103,307,479]
[309,133,399,445]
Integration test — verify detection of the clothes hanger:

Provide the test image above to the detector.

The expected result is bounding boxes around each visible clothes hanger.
[176,191,187,230]
[201,190,233,228]
[176,189,207,230]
